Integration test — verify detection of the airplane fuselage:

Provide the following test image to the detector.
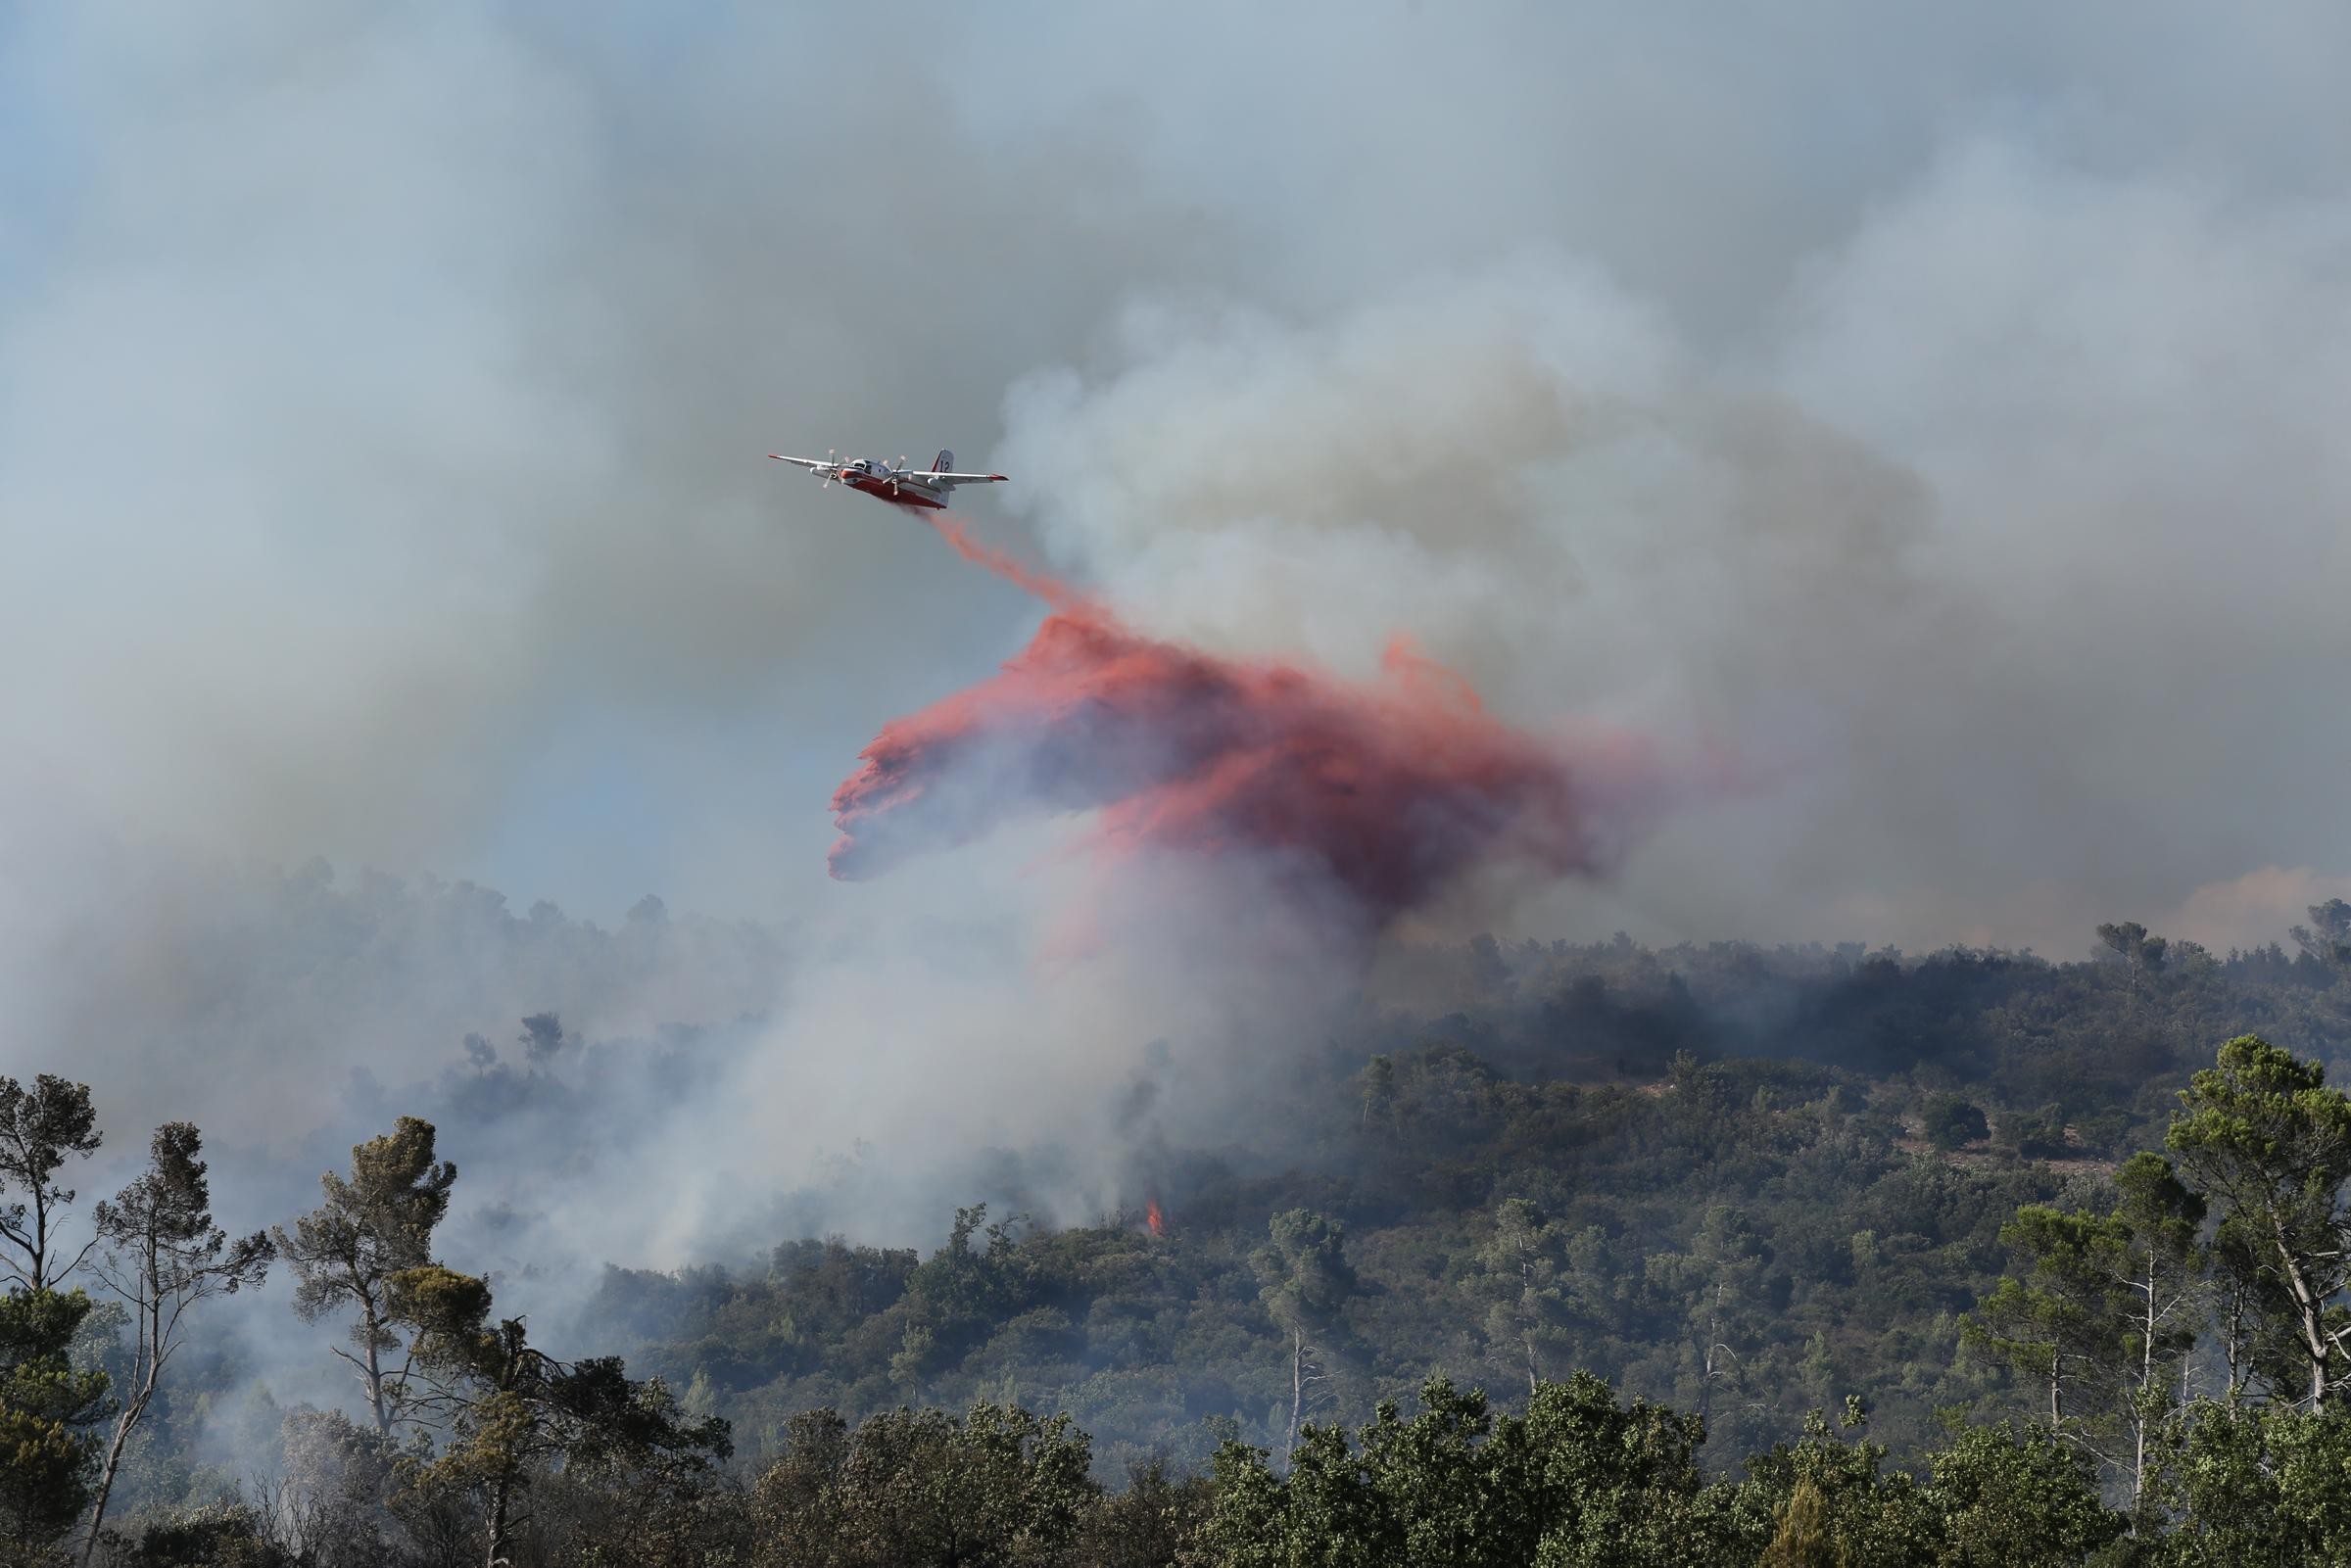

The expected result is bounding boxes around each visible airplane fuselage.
[840,470,946,509]
[769,449,1004,508]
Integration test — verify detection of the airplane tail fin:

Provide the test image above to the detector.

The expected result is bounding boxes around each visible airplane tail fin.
[933,450,954,474]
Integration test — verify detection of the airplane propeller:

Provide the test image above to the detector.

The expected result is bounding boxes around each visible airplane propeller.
[889,455,906,494]
[820,448,838,489]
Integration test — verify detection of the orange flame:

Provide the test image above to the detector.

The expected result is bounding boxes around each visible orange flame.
[1145,1198,1165,1238]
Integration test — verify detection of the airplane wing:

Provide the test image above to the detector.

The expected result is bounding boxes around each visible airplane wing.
[904,470,1009,489]
[768,454,830,470]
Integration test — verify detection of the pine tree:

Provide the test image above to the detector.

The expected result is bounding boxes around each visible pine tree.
[272,1117,456,1435]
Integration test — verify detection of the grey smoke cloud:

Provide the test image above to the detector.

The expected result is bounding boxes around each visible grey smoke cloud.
[998,140,2351,956]
[4,0,2351,1305]
[0,3,1222,894]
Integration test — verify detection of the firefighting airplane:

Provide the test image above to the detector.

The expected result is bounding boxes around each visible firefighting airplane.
[767,448,1008,511]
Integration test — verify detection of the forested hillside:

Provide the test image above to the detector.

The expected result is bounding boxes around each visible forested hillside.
[575,918,2349,1474]
[8,907,2351,1564]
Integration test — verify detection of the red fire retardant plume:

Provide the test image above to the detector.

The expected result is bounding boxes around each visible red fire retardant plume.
[829,516,1644,927]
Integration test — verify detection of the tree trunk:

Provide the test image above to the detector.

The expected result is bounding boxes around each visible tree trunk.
[2271,1228,2331,1410]
[2129,1255,2150,1517]
[485,1463,514,1568]
[1520,1253,1540,1394]
[337,1255,396,1437]
[2224,1283,2246,1407]
[1288,1335,1307,1457]
[364,1308,390,1436]
[82,1255,163,1565]
[30,1188,55,1291]
[80,1417,132,1567]
[1700,1284,1724,1426]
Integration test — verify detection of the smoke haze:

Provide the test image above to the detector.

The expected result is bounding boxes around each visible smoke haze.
[4,0,2350,1329]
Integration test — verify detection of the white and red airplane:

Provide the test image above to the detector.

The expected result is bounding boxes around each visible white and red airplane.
[767,448,1007,511]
